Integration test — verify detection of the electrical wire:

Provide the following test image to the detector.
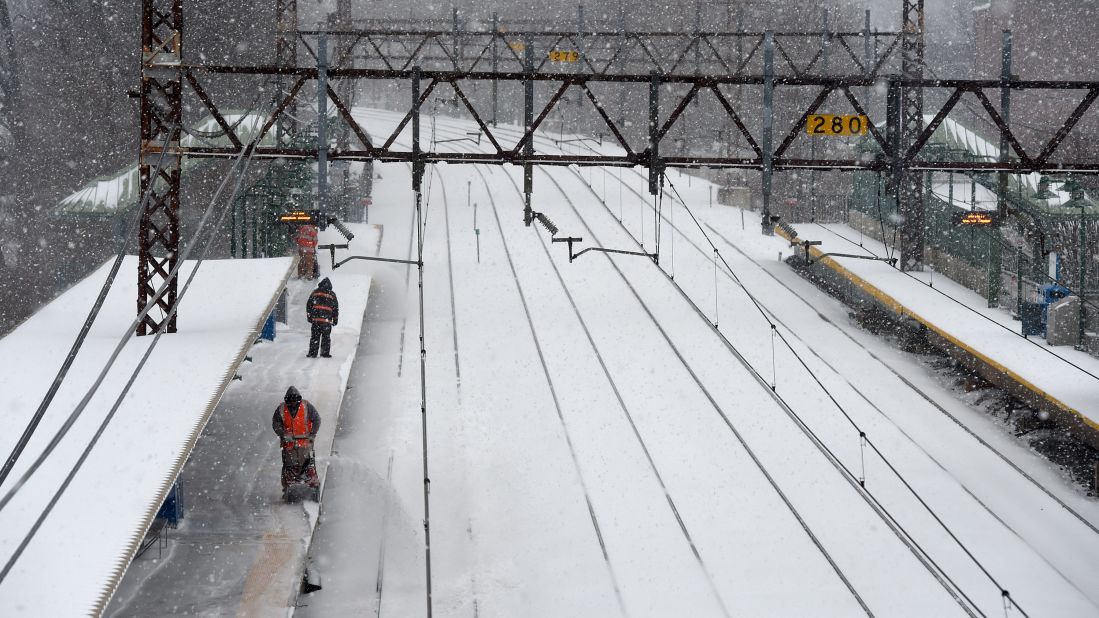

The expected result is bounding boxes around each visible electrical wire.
[501,120,1018,611]
[602,171,986,615]
[815,223,1099,384]
[662,172,1027,615]
[536,165,872,617]
[371,112,1033,615]
[0,143,259,581]
[0,123,180,491]
[0,141,257,515]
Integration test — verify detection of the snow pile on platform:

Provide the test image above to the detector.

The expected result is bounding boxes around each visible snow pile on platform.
[0,256,291,615]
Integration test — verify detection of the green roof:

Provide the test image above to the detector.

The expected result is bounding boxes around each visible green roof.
[53,112,277,217]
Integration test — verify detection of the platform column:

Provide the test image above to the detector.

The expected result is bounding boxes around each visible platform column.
[138,0,183,335]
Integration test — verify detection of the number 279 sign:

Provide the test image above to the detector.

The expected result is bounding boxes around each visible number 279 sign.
[806,114,868,136]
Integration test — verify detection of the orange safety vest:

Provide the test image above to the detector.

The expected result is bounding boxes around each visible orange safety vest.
[296,225,318,250]
[309,291,336,324]
[281,402,314,449]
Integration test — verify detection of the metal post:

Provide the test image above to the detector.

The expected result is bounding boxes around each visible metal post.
[863,10,872,78]
[138,0,183,335]
[899,0,926,271]
[1017,247,1024,318]
[887,77,902,232]
[523,33,534,225]
[334,0,352,219]
[617,7,627,127]
[412,67,423,193]
[317,34,329,214]
[230,198,237,258]
[1078,209,1087,349]
[452,6,460,69]
[810,9,829,223]
[576,4,584,132]
[989,29,1012,307]
[649,71,660,196]
[275,0,298,143]
[694,0,701,76]
[491,12,498,126]
[411,66,432,618]
[761,31,774,235]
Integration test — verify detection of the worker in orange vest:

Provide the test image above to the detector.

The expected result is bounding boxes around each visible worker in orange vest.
[294,223,319,280]
[271,386,321,498]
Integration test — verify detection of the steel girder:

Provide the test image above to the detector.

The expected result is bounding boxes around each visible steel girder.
[170,65,1099,178]
[295,27,902,79]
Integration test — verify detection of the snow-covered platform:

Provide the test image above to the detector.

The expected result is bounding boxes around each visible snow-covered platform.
[0,256,291,615]
[780,222,1099,446]
[106,225,375,617]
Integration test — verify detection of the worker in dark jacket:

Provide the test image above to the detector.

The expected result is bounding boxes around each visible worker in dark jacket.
[306,277,339,358]
[272,386,321,495]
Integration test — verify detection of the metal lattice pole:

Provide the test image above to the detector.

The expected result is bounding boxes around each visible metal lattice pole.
[138,0,183,335]
[899,0,925,271]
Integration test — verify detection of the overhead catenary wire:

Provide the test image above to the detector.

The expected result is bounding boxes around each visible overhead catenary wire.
[586,170,983,615]
[373,103,867,600]
[534,165,871,617]
[489,161,728,617]
[430,166,462,400]
[815,223,1099,384]
[0,143,259,581]
[0,123,180,492]
[546,121,1098,544]
[472,163,631,617]
[700,218,1099,535]
[376,119,629,613]
[659,172,1027,616]
[384,114,1054,614]
[0,139,258,515]
[523,130,1006,613]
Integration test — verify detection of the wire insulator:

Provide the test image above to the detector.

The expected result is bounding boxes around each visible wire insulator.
[534,211,558,236]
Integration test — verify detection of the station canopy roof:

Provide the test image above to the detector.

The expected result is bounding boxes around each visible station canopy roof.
[53,112,275,217]
[867,116,1099,217]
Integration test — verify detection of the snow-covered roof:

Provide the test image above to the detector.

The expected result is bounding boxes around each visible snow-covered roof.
[925,115,1066,204]
[922,115,1099,215]
[0,256,292,615]
[54,112,276,217]
[930,175,999,211]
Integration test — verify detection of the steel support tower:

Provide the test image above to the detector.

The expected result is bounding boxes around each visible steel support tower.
[137,0,183,334]
[898,0,925,271]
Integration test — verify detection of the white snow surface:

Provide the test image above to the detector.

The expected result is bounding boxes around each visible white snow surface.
[805,222,1099,432]
[287,108,1099,617]
[0,256,291,615]
[106,225,375,617]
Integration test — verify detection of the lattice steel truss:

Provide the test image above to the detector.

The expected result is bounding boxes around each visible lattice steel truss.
[138,0,183,335]
[296,24,902,78]
[138,6,1099,329]
[172,64,1099,174]
[898,0,925,270]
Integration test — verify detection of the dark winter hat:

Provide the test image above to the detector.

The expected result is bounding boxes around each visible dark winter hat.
[318,277,332,291]
[284,386,302,405]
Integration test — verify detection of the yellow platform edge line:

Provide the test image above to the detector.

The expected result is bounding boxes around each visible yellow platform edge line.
[775,225,1099,433]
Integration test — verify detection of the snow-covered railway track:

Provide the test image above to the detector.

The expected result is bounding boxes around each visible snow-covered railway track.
[413,121,895,615]
[349,109,1099,616]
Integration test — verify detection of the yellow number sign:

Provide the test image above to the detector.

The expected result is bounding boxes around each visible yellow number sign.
[548,50,580,63]
[508,41,526,53]
[806,114,869,136]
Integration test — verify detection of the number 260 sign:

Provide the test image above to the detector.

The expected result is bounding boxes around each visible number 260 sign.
[806,114,868,136]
